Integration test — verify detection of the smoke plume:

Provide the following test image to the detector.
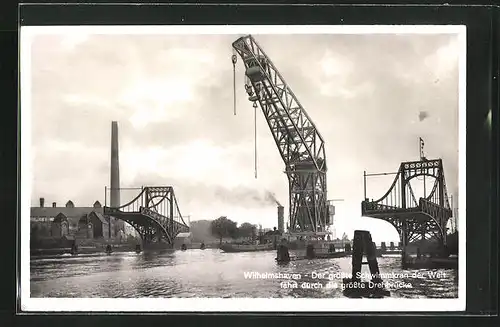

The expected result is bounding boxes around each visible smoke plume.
[130,172,283,209]
[264,191,282,207]
[213,186,281,208]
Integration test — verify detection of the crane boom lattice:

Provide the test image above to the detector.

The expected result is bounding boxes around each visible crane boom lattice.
[232,35,329,234]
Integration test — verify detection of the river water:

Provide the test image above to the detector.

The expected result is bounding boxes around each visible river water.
[30,249,458,298]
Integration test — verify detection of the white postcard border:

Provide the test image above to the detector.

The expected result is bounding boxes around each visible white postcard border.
[20,24,467,312]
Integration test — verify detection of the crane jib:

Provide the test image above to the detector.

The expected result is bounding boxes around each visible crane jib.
[232,39,326,172]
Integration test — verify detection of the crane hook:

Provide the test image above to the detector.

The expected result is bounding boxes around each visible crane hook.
[232,54,237,116]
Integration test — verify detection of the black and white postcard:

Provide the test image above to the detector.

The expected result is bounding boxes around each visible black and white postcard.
[20,25,466,312]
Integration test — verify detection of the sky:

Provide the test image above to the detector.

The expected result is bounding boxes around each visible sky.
[26,28,462,243]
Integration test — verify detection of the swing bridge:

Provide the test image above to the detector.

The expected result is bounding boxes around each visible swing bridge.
[103,186,190,245]
[361,158,454,253]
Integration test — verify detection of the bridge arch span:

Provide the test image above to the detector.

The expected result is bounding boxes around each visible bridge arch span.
[104,186,190,245]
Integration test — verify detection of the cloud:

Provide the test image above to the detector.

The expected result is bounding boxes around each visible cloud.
[419,111,429,121]
[122,77,195,129]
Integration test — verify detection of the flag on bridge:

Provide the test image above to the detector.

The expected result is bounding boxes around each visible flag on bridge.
[419,137,425,160]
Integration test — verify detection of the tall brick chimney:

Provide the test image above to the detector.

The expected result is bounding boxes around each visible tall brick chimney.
[39,197,45,208]
[277,205,284,234]
[110,121,120,208]
[109,121,124,238]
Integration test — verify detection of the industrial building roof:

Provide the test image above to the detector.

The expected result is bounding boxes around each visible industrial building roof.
[31,207,104,218]
[89,211,109,224]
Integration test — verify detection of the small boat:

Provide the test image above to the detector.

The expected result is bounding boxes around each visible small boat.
[220,243,274,253]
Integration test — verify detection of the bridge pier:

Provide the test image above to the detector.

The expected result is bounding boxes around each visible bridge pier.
[401,220,408,268]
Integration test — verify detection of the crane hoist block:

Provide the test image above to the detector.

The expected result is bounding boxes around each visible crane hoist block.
[249,95,259,102]
[246,66,266,82]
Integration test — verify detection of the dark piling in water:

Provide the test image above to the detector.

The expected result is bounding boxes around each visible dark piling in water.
[276,238,290,263]
[70,243,78,255]
[381,242,386,253]
[306,244,315,259]
[344,243,351,253]
[342,230,390,298]
[181,244,187,251]
[135,244,142,253]
[105,244,113,254]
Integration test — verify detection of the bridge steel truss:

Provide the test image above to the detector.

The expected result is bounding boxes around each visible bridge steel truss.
[103,186,189,245]
[232,35,329,234]
[361,159,453,253]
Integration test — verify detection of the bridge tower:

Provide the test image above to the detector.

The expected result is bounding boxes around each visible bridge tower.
[361,158,453,265]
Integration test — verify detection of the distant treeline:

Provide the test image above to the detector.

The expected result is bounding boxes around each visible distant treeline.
[190,217,259,244]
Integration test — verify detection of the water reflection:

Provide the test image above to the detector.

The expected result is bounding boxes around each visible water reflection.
[30,249,458,298]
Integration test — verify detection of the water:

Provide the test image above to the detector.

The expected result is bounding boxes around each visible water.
[30,249,458,298]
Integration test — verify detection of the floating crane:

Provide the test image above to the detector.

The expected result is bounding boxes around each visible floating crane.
[231,35,331,235]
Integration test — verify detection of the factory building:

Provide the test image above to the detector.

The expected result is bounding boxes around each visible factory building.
[30,198,124,242]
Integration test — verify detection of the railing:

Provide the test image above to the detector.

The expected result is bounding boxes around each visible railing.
[363,202,400,212]
[140,207,189,231]
[419,198,452,219]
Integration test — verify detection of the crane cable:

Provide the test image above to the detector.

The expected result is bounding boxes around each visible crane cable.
[254,101,258,179]
[232,48,257,179]
[232,51,237,116]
